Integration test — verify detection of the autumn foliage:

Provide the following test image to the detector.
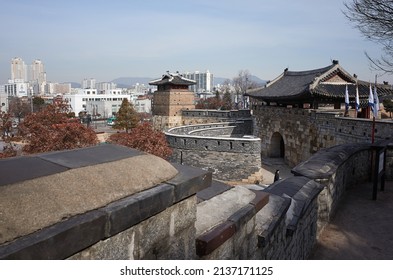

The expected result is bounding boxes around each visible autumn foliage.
[108,122,172,159]
[19,100,98,154]
[0,111,17,158]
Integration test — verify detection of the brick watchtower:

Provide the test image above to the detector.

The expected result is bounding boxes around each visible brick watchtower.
[149,72,196,130]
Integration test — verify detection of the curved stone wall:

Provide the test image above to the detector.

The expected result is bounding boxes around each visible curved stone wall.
[166,121,262,181]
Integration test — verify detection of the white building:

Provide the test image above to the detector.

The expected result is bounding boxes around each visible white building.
[182,70,213,93]
[129,83,150,95]
[0,90,8,112]
[63,88,131,117]
[101,89,123,95]
[134,96,151,114]
[4,79,29,97]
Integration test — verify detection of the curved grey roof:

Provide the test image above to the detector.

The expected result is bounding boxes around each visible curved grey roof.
[248,64,336,101]
[149,73,196,86]
[248,62,393,104]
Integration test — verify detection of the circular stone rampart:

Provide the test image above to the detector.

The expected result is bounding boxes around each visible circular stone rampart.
[165,121,262,181]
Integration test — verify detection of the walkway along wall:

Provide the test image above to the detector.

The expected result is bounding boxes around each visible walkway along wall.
[153,109,252,130]
[197,142,384,259]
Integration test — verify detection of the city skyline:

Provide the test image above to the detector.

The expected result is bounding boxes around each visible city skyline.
[1,0,392,84]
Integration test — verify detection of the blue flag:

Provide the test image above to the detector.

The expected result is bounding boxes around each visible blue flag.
[368,84,374,116]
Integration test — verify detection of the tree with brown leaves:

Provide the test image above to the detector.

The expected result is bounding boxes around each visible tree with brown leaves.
[0,111,12,139]
[0,111,17,158]
[19,99,98,154]
[108,122,172,159]
[8,97,31,123]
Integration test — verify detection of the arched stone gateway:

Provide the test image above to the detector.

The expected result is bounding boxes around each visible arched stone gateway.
[269,132,285,158]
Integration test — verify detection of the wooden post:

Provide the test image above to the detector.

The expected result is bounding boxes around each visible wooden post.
[372,147,379,200]
[372,116,375,144]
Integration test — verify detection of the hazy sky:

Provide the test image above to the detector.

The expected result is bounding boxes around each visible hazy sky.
[0,0,390,84]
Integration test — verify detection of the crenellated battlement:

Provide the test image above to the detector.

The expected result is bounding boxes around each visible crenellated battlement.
[165,121,261,181]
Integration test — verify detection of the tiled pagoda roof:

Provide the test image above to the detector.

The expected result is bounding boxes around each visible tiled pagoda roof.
[248,61,393,105]
[149,72,196,86]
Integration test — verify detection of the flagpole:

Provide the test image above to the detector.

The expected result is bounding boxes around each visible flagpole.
[344,84,349,117]
[354,84,356,118]
[372,116,375,144]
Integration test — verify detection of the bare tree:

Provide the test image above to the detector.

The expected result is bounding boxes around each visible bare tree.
[343,0,393,73]
[8,97,31,123]
[232,70,257,109]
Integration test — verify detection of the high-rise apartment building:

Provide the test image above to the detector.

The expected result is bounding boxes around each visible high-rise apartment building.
[182,70,213,93]
[96,82,117,92]
[46,82,71,94]
[29,59,46,84]
[82,78,96,89]
[11,57,27,81]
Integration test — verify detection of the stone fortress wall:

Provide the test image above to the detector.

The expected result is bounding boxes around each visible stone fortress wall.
[165,120,262,181]
[165,107,393,182]
[252,106,393,168]
[153,109,251,130]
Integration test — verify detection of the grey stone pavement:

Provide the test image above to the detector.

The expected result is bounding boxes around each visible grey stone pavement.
[261,157,393,260]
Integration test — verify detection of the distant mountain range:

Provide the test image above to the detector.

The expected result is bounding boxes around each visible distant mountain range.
[111,77,153,88]
[68,82,81,88]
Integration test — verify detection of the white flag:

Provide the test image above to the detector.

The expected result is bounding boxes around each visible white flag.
[355,85,360,112]
[373,84,379,118]
[345,84,349,112]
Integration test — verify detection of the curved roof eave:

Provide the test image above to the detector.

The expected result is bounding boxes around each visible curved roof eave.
[310,64,357,90]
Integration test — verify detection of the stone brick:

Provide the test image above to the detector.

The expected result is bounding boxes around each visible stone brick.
[249,191,270,212]
[133,184,175,224]
[228,204,255,231]
[196,221,236,257]
[0,210,106,260]
[104,183,178,237]
[167,163,212,202]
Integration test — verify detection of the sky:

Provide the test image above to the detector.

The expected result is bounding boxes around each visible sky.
[0,0,391,84]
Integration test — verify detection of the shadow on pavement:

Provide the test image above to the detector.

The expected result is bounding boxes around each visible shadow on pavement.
[310,181,393,259]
